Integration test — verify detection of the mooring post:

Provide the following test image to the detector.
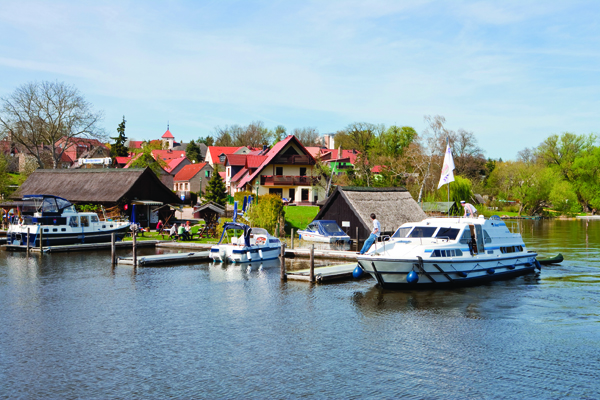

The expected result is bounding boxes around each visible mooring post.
[355,227,359,252]
[309,244,315,283]
[132,228,137,267]
[280,243,287,281]
[111,232,116,265]
[291,228,294,250]
[39,225,43,251]
[26,227,30,253]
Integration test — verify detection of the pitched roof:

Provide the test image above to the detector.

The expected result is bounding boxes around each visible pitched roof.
[164,157,188,173]
[128,140,143,149]
[315,186,426,233]
[206,146,244,164]
[219,171,226,180]
[231,167,248,183]
[246,155,267,169]
[11,168,181,204]
[174,163,208,181]
[115,156,132,164]
[162,129,174,139]
[238,135,315,188]
[152,149,186,161]
[225,154,248,166]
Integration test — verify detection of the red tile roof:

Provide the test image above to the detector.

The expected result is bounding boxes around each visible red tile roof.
[128,140,143,149]
[174,163,208,181]
[246,155,267,169]
[207,146,244,164]
[225,154,248,166]
[219,171,226,180]
[162,129,174,139]
[372,165,384,173]
[152,149,186,161]
[115,156,131,165]
[231,167,248,183]
[165,157,188,173]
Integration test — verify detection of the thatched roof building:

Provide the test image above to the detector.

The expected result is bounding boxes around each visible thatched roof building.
[314,186,426,239]
[11,168,182,227]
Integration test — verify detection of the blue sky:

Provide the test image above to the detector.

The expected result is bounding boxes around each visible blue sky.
[0,0,598,160]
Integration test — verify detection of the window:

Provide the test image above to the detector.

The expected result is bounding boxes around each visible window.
[301,189,309,201]
[407,226,437,238]
[91,215,99,223]
[392,227,412,238]
[288,188,295,200]
[69,217,79,227]
[52,228,57,232]
[432,249,463,257]
[276,167,283,175]
[500,245,523,254]
[80,216,89,227]
[435,227,460,240]
[299,167,306,176]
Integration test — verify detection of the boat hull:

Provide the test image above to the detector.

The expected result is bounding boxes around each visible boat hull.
[357,253,538,290]
[7,225,130,246]
[210,245,281,263]
[297,231,352,243]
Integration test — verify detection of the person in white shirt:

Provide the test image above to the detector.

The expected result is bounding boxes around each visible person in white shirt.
[359,213,380,254]
[461,200,477,217]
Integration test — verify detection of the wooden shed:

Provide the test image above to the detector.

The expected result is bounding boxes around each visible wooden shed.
[12,167,182,228]
[313,186,427,239]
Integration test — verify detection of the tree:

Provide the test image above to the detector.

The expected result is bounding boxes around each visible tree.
[273,125,286,144]
[0,81,105,169]
[186,140,202,163]
[213,121,272,148]
[416,115,449,203]
[571,146,600,213]
[450,129,486,180]
[344,122,384,187]
[129,142,168,177]
[110,116,129,158]
[292,127,320,147]
[381,126,417,158]
[197,135,215,147]
[214,126,236,146]
[203,167,227,207]
[536,132,596,181]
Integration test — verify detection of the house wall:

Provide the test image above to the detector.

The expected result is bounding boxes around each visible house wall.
[314,191,370,240]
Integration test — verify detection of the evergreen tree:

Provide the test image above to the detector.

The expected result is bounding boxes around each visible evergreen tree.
[186,140,202,163]
[203,167,227,207]
[110,116,129,158]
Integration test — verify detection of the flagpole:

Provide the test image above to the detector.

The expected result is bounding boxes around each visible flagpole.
[447,137,450,218]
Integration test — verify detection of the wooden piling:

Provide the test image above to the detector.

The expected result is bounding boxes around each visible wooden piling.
[39,225,43,251]
[355,227,359,252]
[111,232,116,265]
[280,243,287,281]
[132,229,137,267]
[291,228,294,250]
[309,244,315,282]
[26,227,30,253]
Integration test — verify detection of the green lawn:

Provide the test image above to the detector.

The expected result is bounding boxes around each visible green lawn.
[284,205,319,233]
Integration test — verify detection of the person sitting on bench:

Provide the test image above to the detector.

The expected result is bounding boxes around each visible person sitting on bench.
[169,223,178,240]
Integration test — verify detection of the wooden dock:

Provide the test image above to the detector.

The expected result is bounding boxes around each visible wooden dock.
[284,248,359,260]
[286,262,359,282]
[117,251,211,266]
[2,241,159,253]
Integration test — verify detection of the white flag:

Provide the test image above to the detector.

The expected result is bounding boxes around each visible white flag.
[438,143,455,189]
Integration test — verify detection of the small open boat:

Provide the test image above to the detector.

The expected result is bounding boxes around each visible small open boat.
[210,222,282,263]
[536,253,564,265]
[297,220,352,243]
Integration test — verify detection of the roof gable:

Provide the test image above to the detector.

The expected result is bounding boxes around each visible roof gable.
[174,162,208,181]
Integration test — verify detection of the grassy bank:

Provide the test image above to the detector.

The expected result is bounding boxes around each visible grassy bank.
[284,205,319,233]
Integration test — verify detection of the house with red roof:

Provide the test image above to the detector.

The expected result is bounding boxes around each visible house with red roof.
[237,135,325,204]
[205,146,253,167]
[173,162,213,201]
[306,147,358,175]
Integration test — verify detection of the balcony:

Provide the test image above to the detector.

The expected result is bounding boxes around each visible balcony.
[260,175,321,186]
[271,155,315,165]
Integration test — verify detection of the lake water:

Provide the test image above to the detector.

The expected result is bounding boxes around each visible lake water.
[1,219,599,399]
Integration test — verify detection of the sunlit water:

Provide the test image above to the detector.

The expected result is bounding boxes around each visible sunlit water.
[1,220,599,399]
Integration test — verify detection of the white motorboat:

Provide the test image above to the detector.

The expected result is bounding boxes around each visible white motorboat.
[297,220,352,243]
[210,222,282,263]
[357,215,540,289]
[7,194,130,246]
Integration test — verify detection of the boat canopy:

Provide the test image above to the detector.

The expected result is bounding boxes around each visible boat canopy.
[23,194,73,215]
[219,222,252,246]
[304,220,347,237]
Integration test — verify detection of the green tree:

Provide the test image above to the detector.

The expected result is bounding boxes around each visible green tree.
[273,125,286,144]
[186,140,202,163]
[571,146,600,212]
[203,167,227,207]
[345,122,384,187]
[245,194,284,234]
[536,132,596,181]
[110,116,129,158]
[382,125,417,158]
[198,135,214,147]
[129,142,168,177]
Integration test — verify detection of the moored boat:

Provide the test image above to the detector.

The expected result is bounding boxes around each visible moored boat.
[357,215,539,289]
[210,222,282,263]
[6,194,130,246]
[297,220,352,243]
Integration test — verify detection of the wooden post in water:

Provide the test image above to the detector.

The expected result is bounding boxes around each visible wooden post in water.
[309,244,315,283]
[39,225,43,251]
[26,227,30,253]
[132,228,137,267]
[111,232,116,265]
[355,227,359,252]
[291,228,294,249]
[280,243,287,281]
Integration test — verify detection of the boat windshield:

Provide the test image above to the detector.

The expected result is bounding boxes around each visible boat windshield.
[251,228,269,236]
[392,227,412,238]
[407,226,437,238]
[434,227,460,240]
[320,222,344,235]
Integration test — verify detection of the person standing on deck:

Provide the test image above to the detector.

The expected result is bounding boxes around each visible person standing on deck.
[359,213,380,254]
[461,200,477,218]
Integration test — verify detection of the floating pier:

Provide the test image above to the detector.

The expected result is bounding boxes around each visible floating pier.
[286,262,359,282]
[117,251,211,266]
[2,241,159,253]
[284,248,359,260]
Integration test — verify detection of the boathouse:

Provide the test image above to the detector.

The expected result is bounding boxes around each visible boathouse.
[11,167,182,228]
[313,186,426,239]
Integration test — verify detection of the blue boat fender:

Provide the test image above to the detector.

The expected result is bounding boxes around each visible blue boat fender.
[407,270,419,284]
[487,268,495,275]
[352,265,364,279]
[535,260,542,270]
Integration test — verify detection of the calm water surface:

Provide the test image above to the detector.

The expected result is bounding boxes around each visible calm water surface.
[1,220,599,399]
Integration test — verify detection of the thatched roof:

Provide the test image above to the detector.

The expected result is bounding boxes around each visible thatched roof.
[11,167,182,204]
[315,186,426,233]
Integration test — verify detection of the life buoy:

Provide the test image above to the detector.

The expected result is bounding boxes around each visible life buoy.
[256,237,266,245]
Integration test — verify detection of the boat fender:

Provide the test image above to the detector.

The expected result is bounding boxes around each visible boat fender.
[457,271,468,278]
[352,265,364,279]
[259,249,263,259]
[487,268,495,275]
[407,270,419,284]
[535,260,542,270]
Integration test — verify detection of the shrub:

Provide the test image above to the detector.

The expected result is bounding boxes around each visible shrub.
[246,194,284,234]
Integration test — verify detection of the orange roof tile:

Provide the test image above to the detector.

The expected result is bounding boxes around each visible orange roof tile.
[174,163,208,181]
